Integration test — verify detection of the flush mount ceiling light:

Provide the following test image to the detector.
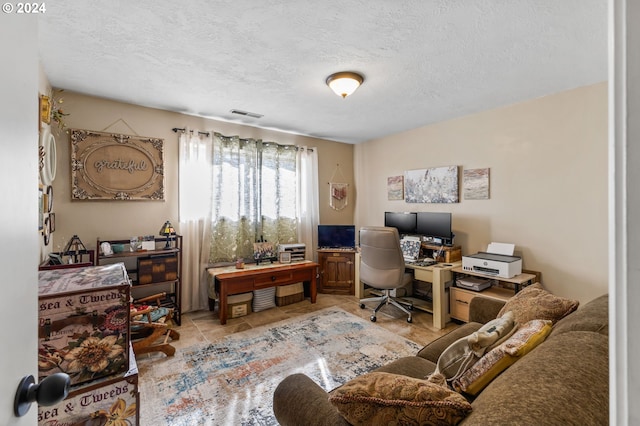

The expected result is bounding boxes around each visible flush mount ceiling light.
[326,72,364,98]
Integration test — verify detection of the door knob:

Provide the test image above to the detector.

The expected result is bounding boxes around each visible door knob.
[14,373,70,417]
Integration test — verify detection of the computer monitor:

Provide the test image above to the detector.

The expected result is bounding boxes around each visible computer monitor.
[384,212,417,235]
[416,212,452,240]
[317,225,356,249]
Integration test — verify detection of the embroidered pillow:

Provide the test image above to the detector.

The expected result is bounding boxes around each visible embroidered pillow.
[453,319,553,395]
[328,372,472,426]
[497,283,579,325]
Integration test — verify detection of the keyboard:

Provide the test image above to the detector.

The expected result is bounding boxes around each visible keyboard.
[406,258,437,267]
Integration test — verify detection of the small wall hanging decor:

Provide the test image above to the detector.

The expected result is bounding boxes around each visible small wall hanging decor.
[39,94,51,125]
[387,175,404,200]
[70,129,165,200]
[404,165,459,203]
[463,168,490,200]
[328,163,349,211]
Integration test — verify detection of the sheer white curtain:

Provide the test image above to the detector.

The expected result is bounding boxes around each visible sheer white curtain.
[209,134,312,262]
[178,130,213,313]
[296,146,319,259]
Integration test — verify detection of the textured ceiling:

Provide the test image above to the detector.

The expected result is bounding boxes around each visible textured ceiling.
[38,0,607,144]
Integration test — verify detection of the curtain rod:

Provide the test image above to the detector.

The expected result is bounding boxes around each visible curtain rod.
[171,128,314,152]
[172,127,210,137]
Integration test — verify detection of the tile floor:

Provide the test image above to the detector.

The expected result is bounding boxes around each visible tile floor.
[154,294,461,355]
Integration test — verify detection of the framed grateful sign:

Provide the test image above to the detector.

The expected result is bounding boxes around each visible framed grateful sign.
[70,129,165,200]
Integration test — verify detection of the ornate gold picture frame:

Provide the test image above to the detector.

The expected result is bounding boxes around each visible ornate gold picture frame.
[70,129,165,201]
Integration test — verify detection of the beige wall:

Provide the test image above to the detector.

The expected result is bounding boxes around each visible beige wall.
[48,92,354,258]
[50,85,607,304]
[354,83,608,304]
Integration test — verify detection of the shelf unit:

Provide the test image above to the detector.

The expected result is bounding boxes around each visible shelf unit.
[449,266,539,322]
[96,235,182,325]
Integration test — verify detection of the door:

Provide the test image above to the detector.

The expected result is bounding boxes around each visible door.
[0,16,40,424]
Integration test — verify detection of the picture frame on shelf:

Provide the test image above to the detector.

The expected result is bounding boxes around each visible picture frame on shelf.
[253,242,276,264]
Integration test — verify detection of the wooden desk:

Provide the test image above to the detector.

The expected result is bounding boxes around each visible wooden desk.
[213,261,319,325]
[404,262,459,330]
[354,258,459,330]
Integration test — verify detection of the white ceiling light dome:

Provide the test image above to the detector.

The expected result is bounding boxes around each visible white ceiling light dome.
[326,72,364,98]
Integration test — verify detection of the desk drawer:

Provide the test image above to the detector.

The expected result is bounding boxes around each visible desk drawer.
[413,269,433,283]
[225,276,255,293]
[254,270,293,287]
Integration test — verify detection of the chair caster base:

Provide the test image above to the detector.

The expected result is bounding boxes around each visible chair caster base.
[360,303,366,309]
[407,317,413,323]
[370,316,377,322]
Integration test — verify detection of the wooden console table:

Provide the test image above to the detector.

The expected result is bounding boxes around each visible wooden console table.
[212,261,319,325]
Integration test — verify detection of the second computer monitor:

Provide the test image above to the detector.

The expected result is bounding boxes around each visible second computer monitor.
[384,212,417,235]
[416,212,452,240]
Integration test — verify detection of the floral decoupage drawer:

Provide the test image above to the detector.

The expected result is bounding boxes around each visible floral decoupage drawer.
[38,263,131,386]
[38,345,139,426]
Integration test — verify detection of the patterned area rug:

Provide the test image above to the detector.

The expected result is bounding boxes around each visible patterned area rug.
[138,307,422,425]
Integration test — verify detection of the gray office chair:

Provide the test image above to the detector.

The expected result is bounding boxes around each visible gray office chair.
[359,226,414,323]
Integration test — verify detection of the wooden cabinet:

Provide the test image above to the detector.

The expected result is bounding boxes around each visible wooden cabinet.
[317,249,355,295]
[96,235,182,325]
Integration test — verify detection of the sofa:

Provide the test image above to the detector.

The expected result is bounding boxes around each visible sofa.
[273,291,609,425]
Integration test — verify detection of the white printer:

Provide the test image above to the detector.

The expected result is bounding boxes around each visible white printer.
[462,252,522,278]
[461,242,522,278]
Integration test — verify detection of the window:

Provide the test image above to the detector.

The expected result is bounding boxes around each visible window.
[209,134,299,263]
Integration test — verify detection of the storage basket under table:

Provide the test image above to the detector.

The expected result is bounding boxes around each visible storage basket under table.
[276,282,305,306]
[227,292,253,318]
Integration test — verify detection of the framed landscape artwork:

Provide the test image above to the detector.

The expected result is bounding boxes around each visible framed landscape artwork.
[463,168,490,200]
[387,175,404,200]
[404,166,459,203]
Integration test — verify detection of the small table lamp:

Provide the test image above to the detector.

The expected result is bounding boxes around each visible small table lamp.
[159,221,176,249]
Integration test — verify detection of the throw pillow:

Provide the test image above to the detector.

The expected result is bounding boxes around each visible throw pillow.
[453,319,553,395]
[252,287,276,312]
[328,372,472,426]
[497,283,579,325]
[434,311,515,383]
